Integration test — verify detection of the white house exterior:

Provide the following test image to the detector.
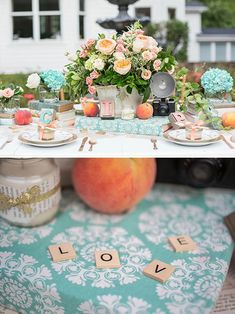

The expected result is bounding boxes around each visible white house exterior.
[0,0,234,73]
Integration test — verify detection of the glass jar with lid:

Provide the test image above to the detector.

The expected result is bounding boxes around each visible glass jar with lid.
[0,158,61,227]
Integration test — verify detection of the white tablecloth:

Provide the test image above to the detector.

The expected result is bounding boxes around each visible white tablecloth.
[0,125,235,158]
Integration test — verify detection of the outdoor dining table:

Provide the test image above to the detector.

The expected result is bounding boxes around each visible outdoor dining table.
[0,124,235,158]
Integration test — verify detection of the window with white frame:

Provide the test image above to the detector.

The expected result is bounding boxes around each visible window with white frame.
[12,0,61,41]
[168,8,176,20]
[79,0,85,39]
[200,42,211,62]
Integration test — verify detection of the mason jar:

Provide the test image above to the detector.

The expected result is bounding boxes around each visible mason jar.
[0,158,61,227]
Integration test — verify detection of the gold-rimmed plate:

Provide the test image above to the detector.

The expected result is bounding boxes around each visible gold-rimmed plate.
[18,131,78,147]
[164,129,221,147]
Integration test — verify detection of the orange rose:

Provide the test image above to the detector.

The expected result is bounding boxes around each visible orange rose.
[113,59,131,75]
[96,38,116,55]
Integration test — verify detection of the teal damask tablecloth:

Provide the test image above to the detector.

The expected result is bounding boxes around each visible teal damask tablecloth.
[0,184,234,314]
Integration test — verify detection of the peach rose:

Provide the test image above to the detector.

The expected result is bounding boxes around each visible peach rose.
[141,69,152,80]
[96,38,116,55]
[114,59,131,75]
[153,59,162,71]
[134,35,158,51]
[2,88,14,98]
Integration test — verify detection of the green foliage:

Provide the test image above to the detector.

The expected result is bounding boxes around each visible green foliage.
[190,0,235,28]
[0,73,30,93]
[145,20,188,62]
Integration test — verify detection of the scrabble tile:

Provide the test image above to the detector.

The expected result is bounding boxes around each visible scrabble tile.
[143,259,175,283]
[168,235,197,252]
[95,250,121,269]
[48,243,77,262]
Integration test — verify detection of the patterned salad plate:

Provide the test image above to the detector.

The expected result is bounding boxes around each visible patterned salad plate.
[164,129,221,147]
[18,130,78,147]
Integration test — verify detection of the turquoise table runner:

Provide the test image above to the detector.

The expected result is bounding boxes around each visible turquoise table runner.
[75,116,168,136]
[0,184,234,314]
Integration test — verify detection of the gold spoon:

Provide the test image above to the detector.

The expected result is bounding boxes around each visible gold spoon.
[151,137,158,150]
[88,139,97,151]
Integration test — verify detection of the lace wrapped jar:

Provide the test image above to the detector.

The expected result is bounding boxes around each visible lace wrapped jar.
[0,158,61,227]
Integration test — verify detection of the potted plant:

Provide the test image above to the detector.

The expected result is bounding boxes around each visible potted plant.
[65,22,176,119]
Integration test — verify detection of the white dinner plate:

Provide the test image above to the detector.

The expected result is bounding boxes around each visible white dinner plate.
[164,129,221,147]
[18,130,77,147]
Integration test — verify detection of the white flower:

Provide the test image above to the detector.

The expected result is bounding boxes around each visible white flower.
[94,58,105,71]
[26,73,41,89]
[113,52,125,60]
[67,52,77,62]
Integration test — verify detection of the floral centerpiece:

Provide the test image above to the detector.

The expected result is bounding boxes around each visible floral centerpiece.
[26,70,65,102]
[65,22,176,119]
[0,83,24,113]
[201,68,234,101]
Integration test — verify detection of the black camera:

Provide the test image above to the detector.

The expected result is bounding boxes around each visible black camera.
[152,98,175,116]
[150,72,176,116]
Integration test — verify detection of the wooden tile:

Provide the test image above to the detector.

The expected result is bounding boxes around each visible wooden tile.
[168,235,197,252]
[143,259,175,283]
[48,243,77,262]
[95,250,121,269]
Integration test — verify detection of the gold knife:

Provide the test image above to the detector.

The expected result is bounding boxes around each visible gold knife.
[78,136,88,151]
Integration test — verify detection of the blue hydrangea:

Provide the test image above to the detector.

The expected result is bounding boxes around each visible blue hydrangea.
[40,70,65,91]
[201,68,233,96]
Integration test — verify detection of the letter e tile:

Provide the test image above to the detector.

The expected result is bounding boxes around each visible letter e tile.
[143,259,175,283]
[48,243,77,262]
[168,235,197,252]
[95,250,121,269]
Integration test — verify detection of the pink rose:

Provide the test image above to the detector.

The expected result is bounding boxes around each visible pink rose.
[88,85,97,95]
[2,88,14,98]
[86,38,95,49]
[116,44,126,53]
[135,29,145,35]
[152,46,160,54]
[117,39,124,45]
[79,50,88,58]
[90,71,100,79]
[153,59,162,71]
[86,77,93,85]
[142,51,153,62]
[141,69,152,80]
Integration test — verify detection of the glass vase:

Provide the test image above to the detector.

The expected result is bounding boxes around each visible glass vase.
[117,87,143,120]
[0,158,61,227]
[0,97,20,115]
[39,85,60,103]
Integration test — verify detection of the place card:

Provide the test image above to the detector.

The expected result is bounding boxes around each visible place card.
[48,243,77,262]
[168,235,197,252]
[95,250,121,269]
[143,259,175,283]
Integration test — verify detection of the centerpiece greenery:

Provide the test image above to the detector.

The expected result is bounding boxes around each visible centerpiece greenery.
[0,83,24,111]
[65,22,177,102]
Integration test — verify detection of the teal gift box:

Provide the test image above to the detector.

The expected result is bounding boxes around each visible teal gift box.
[75,116,169,136]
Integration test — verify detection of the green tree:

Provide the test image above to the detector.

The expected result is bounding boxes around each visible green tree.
[189,0,235,28]
[146,20,189,62]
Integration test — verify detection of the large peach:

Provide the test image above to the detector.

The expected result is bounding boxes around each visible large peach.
[15,110,32,125]
[72,158,156,214]
[222,112,235,128]
[83,102,99,117]
[136,103,153,119]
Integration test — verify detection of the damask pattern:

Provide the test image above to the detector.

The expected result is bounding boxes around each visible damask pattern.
[0,252,64,314]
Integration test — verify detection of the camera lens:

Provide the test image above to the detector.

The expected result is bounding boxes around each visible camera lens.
[179,159,224,188]
[159,104,169,116]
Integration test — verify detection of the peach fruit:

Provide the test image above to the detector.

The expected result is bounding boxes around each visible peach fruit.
[222,112,235,128]
[72,158,156,214]
[83,102,99,117]
[136,103,153,119]
[15,110,32,125]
